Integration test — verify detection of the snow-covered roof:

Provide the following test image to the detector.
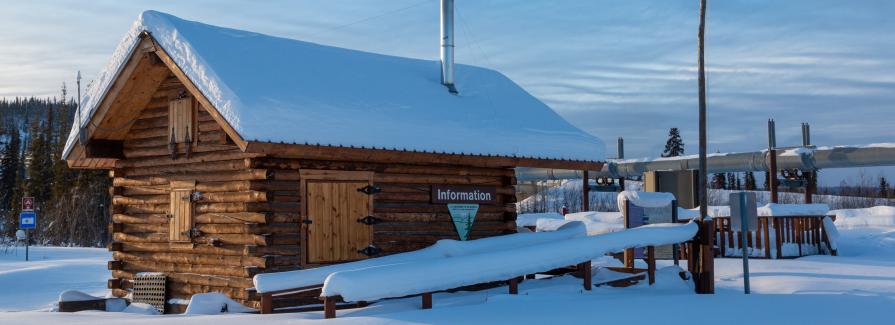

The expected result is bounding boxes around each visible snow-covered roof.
[64,10,605,162]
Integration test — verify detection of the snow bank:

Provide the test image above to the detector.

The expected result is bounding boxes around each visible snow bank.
[184,292,255,315]
[830,206,895,229]
[321,222,698,302]
[253,222,586,293]
[58,290,101,302]
[122,303,160,315]
[563,211,624,235]
[535,218,572,232]
[64,11,605,162]
[617,191,675,210]
[757,203,829,217]
[516,212,563,227]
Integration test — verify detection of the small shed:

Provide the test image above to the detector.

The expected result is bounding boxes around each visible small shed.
[63,11,605,312]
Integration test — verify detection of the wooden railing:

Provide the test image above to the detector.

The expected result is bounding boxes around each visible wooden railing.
[710,215,836,259]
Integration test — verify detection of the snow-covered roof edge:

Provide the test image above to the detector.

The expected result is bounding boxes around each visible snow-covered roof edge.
[64,10,605,163]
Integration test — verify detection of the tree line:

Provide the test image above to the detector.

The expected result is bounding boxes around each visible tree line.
[0,85,111,246]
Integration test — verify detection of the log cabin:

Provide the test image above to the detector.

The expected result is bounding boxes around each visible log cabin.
[62,11,605,312]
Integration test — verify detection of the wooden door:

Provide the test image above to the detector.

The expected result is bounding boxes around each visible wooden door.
[306,180,373,263]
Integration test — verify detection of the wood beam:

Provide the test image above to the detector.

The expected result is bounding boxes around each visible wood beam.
[245,141,604,171]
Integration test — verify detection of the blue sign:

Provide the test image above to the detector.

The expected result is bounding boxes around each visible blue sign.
[19,211,36,229]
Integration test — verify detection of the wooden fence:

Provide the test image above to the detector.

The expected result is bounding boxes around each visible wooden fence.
[710,215,836,259]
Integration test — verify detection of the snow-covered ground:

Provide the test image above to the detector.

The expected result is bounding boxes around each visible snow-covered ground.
[0,246,109,312]
[1,222,894,324]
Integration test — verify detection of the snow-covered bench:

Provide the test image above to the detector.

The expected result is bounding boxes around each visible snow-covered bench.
[254,222,587,313]
[318,221,698,318]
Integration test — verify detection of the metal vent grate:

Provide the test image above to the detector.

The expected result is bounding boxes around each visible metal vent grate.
[133,273,167,313]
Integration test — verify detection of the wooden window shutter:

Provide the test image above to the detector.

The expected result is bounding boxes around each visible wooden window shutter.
[169,180,196,242]
[168,97,196,144]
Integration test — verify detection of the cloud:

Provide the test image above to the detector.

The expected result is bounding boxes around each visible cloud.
[1,0,892,184]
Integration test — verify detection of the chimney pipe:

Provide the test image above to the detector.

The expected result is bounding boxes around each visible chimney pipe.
[440,0,457,94]
[802,123,811,147]
[617,137,625,159]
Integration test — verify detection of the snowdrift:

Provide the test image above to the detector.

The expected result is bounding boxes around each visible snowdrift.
[831,206,895,229]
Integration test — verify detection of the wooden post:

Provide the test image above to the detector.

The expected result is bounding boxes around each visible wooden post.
[763,218,771,258]
[323,296,337,319]
[647,246,656,285]
[508,278,519,294]
[774,217,783,259]
[421,292,433,309]
[623,200,635,267]
[768,120,779,204]
[582,170,590,212]
[260,293,273,314]
[579,261,592,290]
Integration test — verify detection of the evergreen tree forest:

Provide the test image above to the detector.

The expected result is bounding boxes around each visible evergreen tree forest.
[0,88,111,246]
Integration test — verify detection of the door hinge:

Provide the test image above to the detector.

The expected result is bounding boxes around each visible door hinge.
[356,215,381,225]
[357,185,381,195]
[357,244,381,257]
[302,219,313,225]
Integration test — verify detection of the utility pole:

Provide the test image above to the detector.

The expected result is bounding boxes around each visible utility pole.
[695,0,714,294]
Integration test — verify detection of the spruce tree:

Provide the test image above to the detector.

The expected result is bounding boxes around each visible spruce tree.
[661,127,685,158]
[727,173,738,190]
[711,173,726,189]
[881,177,891,198]
[744,171,757,190]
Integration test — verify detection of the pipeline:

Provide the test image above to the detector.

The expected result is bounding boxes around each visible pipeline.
[516,144,895,181]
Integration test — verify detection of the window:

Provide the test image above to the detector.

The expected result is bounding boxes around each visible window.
[168,97,196,144]
[169,180,196,242]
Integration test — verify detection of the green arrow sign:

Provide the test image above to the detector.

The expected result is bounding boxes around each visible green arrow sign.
[447,203,478,241]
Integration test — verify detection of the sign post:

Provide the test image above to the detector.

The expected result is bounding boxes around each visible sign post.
[20,197,36,262]
[729,192,757,294]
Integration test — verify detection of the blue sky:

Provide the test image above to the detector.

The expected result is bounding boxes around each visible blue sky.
[1,0,892,185]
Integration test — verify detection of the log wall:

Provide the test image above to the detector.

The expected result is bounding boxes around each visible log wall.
[108,74,265,309]
[107,74,518,312]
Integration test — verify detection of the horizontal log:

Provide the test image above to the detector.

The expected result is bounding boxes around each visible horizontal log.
[115,150,258,169]
[195,212,268,224]
[119,159,251,177]
[245,245,300,256]
[123,143,240,159]
[249,180,299,192]
[373,221,515,233]
[167,282,253,300]
[375,212,510,223]
[122,259,259,278]
[257,223,300,235]
[114,170,269,185]
[373,202,515,213]
[113,270,253,289]
[119,242,252,256]
[123,131,228,149]
[113,213,168,224]
[115,180,256,196]
[373,230,509,243]
[113,251,266,268]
